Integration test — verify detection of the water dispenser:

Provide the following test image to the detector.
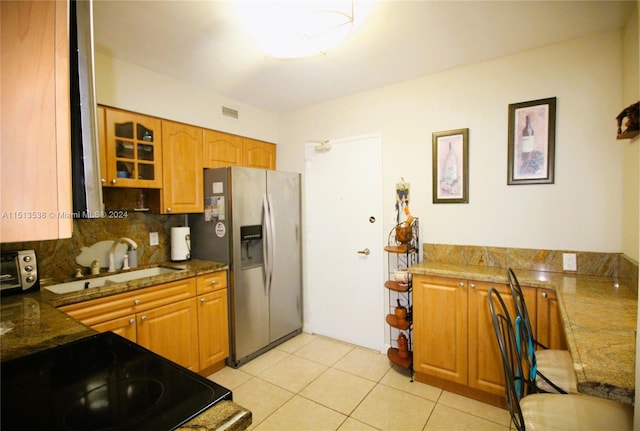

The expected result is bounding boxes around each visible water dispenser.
[240,225,263,268]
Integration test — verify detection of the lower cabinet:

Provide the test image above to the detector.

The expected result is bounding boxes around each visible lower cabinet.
[535,288,568,350]
[413,274,542,407]
[196,270,230,374]
[60,271,228,374]
[91,314,137,343]
[137,298,199,371]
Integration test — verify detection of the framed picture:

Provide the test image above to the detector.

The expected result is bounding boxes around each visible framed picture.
[432,128,469,203]
[507,97,556,185]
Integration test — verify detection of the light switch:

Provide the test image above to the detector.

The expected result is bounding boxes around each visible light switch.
[149,232,159,246]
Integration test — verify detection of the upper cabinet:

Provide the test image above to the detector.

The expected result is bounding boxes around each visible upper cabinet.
[97,105,276,214]
[203,129,243,168]
[204,130,276,170]
[103,108,163,188]
[1,0,72,242]
[161,120,203,214]
[243,138,276,170]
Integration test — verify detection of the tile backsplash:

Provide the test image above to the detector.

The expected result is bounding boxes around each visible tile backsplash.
[0,213,184,282]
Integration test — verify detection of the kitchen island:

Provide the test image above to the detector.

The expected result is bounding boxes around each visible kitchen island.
[409,261,637,405]
[0,260,251,431]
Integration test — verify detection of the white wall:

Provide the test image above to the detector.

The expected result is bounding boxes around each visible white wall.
[94,52,279,143]
[277,30,626,253]
[622,4,640,262]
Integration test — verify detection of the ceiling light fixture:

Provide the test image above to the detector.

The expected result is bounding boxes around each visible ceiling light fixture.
[232,0,357,59]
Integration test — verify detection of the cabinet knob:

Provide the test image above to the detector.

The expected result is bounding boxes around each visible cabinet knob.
[211,280,217,285]
[110,179,117,185]
[140,315,147,321]
[541,292,548,299]
[469,283,476,289]
[129,318,135,324]
[101,178,106,184]
[200,297,206,303]
[459,282,465,287]
[133,299,141,305]
[166,207,172,212]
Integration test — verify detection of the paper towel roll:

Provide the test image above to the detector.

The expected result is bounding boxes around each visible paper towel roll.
[171,227,191,261]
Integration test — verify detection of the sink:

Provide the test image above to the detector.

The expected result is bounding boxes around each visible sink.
[44,267,181,294]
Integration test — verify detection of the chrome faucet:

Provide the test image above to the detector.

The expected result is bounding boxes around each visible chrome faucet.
[108,238,138,273]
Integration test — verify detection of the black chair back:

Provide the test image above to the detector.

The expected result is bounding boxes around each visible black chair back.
[507,268,567,394]
[488,287,527,431]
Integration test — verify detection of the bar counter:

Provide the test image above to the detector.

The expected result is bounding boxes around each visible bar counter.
[409,262,636,405]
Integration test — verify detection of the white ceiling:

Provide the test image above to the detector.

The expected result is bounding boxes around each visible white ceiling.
[92,0,635,113]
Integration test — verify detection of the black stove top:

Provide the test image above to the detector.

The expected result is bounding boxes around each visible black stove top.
[1,332,232,431]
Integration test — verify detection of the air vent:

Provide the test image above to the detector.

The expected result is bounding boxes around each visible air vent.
[222,106,239,119]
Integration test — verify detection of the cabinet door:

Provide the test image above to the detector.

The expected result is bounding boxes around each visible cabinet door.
[1,0,72,242]
[243,138,276,170]
[161,120,203,213]
[92,314,137,343]
[467,281,537,395]
[536,288,567,350]
[104,108,163,188]
[203,129,243,168]
[413,275,468,385]
[137,298,199,371]
[197,289,229,371]
[97,105,107,185]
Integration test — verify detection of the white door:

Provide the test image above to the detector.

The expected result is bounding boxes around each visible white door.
[304,134,384,351]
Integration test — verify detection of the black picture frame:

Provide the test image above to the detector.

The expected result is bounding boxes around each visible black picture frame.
[507,97,556,185]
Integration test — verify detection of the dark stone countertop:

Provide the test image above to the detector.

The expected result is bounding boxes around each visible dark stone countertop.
[409,262,637,405]
[0,259,251,431]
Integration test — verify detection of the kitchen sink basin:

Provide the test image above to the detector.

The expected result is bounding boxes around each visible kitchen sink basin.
[44,267,181,294]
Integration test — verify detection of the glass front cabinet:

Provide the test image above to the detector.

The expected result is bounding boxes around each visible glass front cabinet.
[103,108,163,188]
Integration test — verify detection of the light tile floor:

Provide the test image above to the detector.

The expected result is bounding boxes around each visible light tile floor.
[208,332,512,431]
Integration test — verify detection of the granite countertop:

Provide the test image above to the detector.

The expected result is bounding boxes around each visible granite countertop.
[0,259,251,431]
[409,262,637,405]
[39,259,229,308]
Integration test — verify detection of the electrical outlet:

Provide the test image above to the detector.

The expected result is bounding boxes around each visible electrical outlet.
[563,253,577,271]
[149,232,159,246]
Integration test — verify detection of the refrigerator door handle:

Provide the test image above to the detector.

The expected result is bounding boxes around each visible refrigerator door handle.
[266,193,276,296]
[262,194,271,296]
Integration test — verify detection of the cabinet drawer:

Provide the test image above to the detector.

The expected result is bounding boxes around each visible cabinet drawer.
[197,271,227,295]
[60,278,196,326]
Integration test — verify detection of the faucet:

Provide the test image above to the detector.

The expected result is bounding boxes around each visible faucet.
[108,238,138,273]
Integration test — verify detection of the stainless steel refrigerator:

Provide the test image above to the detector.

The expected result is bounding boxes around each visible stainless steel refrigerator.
[189,166,302,367]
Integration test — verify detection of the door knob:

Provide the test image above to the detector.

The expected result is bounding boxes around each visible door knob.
[357,248,370,255]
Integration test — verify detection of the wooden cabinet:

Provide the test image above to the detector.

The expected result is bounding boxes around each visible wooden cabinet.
[243,137,276,170]
[197,271,229,373]
[103,108,163,188]
[203,131,276,170]
[161,120,203,213]
[60,278,197,370]
[413,274,536,406]
[60,272,229,373]
[92,314,137,343]
[97,105,108,185]
[203,129,243,168]
[1,0,72,242]
[413,276,468,385]
[137,298,199,371]
[467,281,524,396]
[535,288,567,350]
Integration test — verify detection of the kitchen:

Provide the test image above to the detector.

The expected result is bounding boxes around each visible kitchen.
[2,0,639,430]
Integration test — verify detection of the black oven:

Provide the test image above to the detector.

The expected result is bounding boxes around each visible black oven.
[0,250,39,296]
[1,332,232,430]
